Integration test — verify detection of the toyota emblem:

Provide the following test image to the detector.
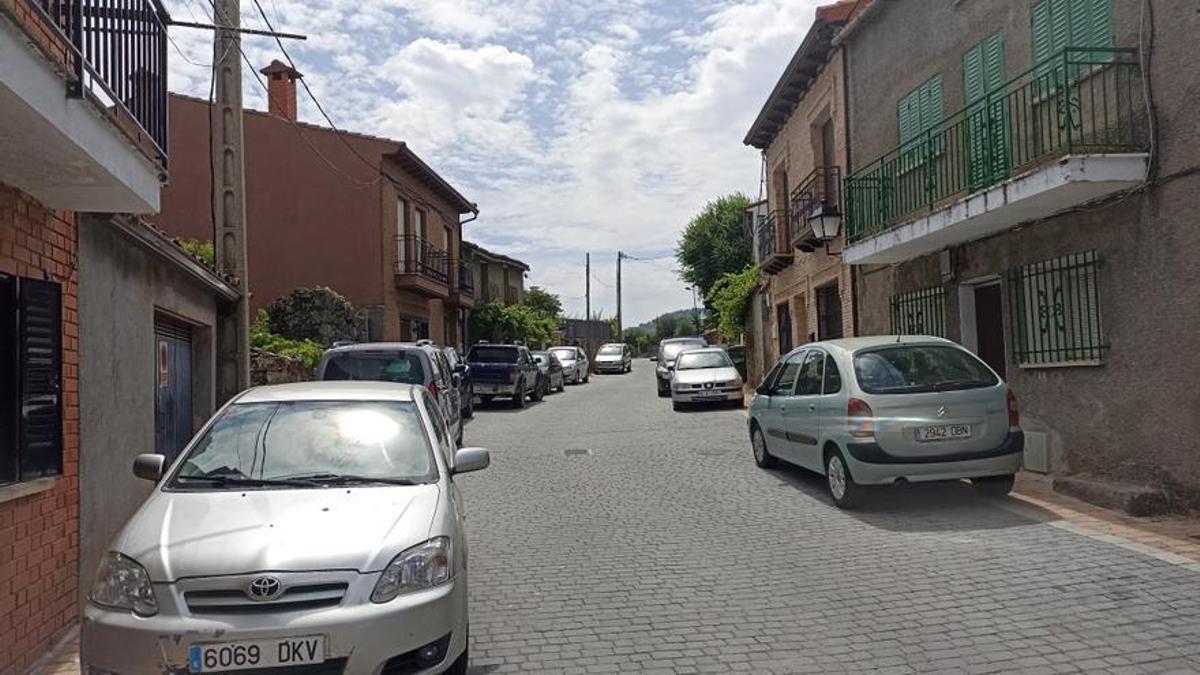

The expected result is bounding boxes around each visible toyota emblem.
[246,575,283,601]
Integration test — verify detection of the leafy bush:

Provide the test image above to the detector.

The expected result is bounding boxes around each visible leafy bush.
[265,287,364,345]
[178,239,214,265]
[470,301,559,344]
[251,310,324,369]
[706,265,761,342]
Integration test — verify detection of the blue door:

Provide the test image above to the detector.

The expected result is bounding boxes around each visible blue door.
[154,316,193,463]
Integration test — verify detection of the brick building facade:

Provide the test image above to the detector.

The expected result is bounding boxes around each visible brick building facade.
[0,184,80,674]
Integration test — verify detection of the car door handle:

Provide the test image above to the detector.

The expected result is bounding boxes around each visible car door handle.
[779,405,786,413]
[808,404,816,412]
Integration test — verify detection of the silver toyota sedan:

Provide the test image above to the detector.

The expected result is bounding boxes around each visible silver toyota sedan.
[748,336,1023,509]
[669,347,744,411]
[82,382,489,674]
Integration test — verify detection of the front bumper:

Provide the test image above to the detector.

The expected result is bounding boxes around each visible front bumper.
[671,387,742,403]
[81,575,467,675]
[593,362,625,372]
[844,432,1025,484]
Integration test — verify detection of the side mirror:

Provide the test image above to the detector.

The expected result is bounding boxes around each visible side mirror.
[649,356,658,362]
[452,447,490,475]
[133,454,166,482]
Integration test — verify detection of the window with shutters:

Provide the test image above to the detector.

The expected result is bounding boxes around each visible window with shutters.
[1032,0,1113,86]
[889,287,946,337]
[1007,251,1105,367]
[963,31,1009,190]
[897,74,944,171]
[0,273,64,486]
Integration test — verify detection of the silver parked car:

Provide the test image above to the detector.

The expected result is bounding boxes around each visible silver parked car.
[82,382,489,674]
[550,346,590,384]
[669,347,744,410]
[654,337,707,396]
[532,350,567,393]
[748,336,1023,509]
[592,343,632,374]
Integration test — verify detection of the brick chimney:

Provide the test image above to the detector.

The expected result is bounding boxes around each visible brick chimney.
[259,60,303,121]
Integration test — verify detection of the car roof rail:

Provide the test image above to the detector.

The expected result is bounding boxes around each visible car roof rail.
[330,341,357,348]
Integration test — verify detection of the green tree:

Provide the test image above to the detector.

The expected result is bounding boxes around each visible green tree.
[251,310,324,368]
[706,265,761,342]
[522,286,562,318]
[266,287,364,345]
[470,301,559,344]
[676,194,753,302]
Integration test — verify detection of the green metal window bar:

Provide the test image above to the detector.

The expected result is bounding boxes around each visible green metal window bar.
[845,46,1143,243]
[888,286,946,337]
[1007,250,1106,366]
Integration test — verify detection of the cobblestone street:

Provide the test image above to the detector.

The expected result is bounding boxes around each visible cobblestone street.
[459,365,1200,674]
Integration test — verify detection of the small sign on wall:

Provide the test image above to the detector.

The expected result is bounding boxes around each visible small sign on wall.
[158,340,170,388]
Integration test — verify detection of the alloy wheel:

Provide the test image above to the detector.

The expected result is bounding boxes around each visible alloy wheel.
[827,455,847,500]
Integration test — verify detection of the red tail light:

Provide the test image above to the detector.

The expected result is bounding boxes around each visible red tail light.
[1007,388,1019,427]
[847,398,875,438]
[428,382,439,399]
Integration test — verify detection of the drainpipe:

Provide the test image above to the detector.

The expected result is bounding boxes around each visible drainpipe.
[840,41,860,337]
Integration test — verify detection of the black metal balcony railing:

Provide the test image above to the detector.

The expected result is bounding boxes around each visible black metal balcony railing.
[29,0,170,163]
[788,166,842,244]
[397,235,449,284]
[756,209,788,263]
[845,47,1143,244]
[457,261,475,295]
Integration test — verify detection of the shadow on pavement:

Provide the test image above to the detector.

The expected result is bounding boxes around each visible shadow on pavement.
[770,461,1059,533]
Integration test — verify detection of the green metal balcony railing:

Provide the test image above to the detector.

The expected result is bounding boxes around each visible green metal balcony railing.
[845,47,1144,244]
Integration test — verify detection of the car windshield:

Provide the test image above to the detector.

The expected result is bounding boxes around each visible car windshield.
[169,401,436,489]
[598,345,623,355]
[321,352,425,384]
[468,346,520,363]
[660,340,705,361]
[854,345,999,394]
[676,351,731,370]
[550,348,576,361]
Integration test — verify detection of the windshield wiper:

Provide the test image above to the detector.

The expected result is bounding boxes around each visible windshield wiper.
[175,474,319,488]
[282,473,425,487]
[931,379,991,391]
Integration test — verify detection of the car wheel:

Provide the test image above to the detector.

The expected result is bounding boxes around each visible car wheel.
[751,424,777,469]
[671,401,683,412]
[556,377,565,393]
[455,421,464,448]
[512,380,526,408]
[656,382,669,398]
[531,377,545,402]
[463,389,474,419]
[972,474,1015,498]
[825,449,862,510]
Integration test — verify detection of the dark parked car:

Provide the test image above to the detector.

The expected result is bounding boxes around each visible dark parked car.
[533,351,566,394]
[655,337,708,396]
[466,343,543,408]
[443,346,473,419]
[315,342,464,445]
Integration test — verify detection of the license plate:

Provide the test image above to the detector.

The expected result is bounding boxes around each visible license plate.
[188,636,324,673]
[915,424,972,442]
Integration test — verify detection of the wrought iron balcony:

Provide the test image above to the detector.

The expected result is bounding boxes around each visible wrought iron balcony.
[756,209,792,274]
[844,47,1146,262]
[788,166,842,247]
[396,235,449,296]
[28,0,170,164]
[457,260,475,295]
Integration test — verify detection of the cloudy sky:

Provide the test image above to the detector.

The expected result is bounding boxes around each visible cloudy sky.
[163,0,825,326]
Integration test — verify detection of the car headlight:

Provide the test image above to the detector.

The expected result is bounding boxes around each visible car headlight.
[90,552,158,616]
[371,537,453,603]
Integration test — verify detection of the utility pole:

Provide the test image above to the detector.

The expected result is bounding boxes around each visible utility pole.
[585,253,590,321]
[616,251,623,337]
[212,0,250,402]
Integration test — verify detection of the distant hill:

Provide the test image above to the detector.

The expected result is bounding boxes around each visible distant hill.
[628,308,708,335]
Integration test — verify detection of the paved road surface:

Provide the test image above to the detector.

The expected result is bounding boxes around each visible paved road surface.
[457,363,1200,674]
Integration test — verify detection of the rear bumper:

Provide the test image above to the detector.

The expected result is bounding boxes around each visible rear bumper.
[845,431,1025,484]
[474,382,517,396]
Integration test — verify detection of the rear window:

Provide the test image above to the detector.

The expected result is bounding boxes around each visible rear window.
[853,345,999,394]
[321,352,426,384]
[468,346,520,363]
[550,348,576,361]
[660,340,705,361]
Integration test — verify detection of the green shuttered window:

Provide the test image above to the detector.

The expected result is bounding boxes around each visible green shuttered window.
[1007,251,1105,366]
[889,287,946,337]
[897,75,944,148]
[1032,0,1113,65]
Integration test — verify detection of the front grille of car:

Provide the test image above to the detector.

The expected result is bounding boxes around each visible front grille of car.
[184,582,348,615]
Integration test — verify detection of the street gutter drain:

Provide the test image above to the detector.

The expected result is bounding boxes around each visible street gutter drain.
[564,448,592,457]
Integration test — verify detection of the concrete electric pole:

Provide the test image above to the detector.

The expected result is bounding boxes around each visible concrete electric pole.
[585,253,590,321]
[212,0,251,402]
[616,251,623,337]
